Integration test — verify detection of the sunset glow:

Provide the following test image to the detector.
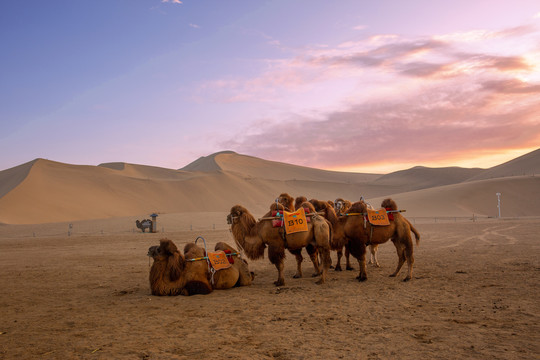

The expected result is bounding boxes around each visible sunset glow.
[1,1,539,173]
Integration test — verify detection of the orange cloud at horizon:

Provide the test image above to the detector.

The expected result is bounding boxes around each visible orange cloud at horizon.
[325,147,539,174]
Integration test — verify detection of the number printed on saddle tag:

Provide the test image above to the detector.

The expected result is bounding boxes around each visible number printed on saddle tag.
[207,251,232,270]
[367,208,390,226]
[284,208,309,234]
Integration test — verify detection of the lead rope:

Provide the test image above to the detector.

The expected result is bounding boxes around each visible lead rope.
[195,236,216,285]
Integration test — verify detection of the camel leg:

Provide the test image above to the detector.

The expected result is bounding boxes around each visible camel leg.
[289,248,303,278]
[335,249,343,271]
[345,245,354,271]
[403,238,415,282]
[306,244,321,277]
[369,244,380,267]
[389,239,406,278]
[315,247,331,285]
[269,246,286,286]
[356,244,367,282]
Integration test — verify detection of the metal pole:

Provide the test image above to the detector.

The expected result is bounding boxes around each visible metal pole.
[496,193,501,218]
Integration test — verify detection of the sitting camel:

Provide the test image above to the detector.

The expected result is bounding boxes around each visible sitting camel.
[147,238,253,296]
[227,202,332,286]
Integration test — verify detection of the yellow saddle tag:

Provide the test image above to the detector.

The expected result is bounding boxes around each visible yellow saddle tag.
[367,208,390,226]
[207,251,231,271]
[284,208,309,234]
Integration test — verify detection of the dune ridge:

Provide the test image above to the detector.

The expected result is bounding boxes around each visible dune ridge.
[0,149,539,224]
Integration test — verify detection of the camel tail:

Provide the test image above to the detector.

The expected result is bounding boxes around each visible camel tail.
[410,224,420,246]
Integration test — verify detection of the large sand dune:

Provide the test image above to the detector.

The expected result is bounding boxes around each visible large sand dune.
[0,149,539,224]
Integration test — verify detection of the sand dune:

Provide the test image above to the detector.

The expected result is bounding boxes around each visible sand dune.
[0,149,539,224]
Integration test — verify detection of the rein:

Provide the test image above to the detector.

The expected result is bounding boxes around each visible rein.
[342,209,406,216]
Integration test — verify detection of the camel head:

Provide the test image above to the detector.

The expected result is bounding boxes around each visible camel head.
[276,193,294,211]
[227,205,249,225]
[334,198,345,214]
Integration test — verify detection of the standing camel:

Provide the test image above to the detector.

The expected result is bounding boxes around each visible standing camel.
[334,198,420,282]
[227,203,332,286]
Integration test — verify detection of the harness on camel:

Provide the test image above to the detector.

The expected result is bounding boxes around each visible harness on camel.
[258,202,321,246]
[342,208,407,245]
[186,236,238,285]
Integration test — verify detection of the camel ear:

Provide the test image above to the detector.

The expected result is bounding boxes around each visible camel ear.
[168,252,184,282]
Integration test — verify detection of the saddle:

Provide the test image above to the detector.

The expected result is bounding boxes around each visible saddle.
[271,207,311,229]
[206,249,235,271]
[365,208,394,226]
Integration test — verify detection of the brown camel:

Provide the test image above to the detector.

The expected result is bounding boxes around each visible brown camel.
[334,198,420,282]
[227,203,332,286]
[303,198,351,271]
[277,194,332,275]
[147,238,253,296]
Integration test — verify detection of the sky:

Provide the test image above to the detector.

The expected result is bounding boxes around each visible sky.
[1,0,539,174]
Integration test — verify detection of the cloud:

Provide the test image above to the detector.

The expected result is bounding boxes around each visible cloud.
[189,23,200,29]
[162,0,182,4]
[353,25,367,31]
[221,76,540,170]
[202,23,540,170]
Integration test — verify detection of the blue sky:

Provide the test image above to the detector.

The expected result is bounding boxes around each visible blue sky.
[1,0,539,173]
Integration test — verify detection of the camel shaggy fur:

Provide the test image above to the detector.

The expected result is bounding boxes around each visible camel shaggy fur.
[147,238,253,296]
[334,198,420,282]
[227,203,332,286]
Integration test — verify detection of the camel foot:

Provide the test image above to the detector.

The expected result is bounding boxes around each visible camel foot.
[403,277,411,282]
[357,275,367,282]
[315,278,325,285]
[311,272,320,277]
[389,273,397,277]
[274,279,285,286]
[292,273,302,279]
[334,265,342,272]
[329,265,334,269]
[346,266,354,271]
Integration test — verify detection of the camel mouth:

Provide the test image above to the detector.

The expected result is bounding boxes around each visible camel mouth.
[147,245,159,257]
[226,214,232,224]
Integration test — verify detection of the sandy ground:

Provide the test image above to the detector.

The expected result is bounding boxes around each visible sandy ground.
[1,218,539,359]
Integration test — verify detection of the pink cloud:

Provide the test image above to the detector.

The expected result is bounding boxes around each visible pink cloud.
[206,24,540,170]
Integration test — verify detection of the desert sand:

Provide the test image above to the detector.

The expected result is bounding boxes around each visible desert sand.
[0,150,539,359]
[0,216,539,359]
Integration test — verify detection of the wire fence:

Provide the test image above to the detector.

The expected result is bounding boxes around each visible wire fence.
[3,214,539,240]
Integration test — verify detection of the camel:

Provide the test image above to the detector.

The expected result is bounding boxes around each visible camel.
[307,198,354,271]
[334,197,383,267]
[147,238,253,296]
[136,219,152,232]
[334,198,420,282]
[227,202,332,286]
[277,193,332,274]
